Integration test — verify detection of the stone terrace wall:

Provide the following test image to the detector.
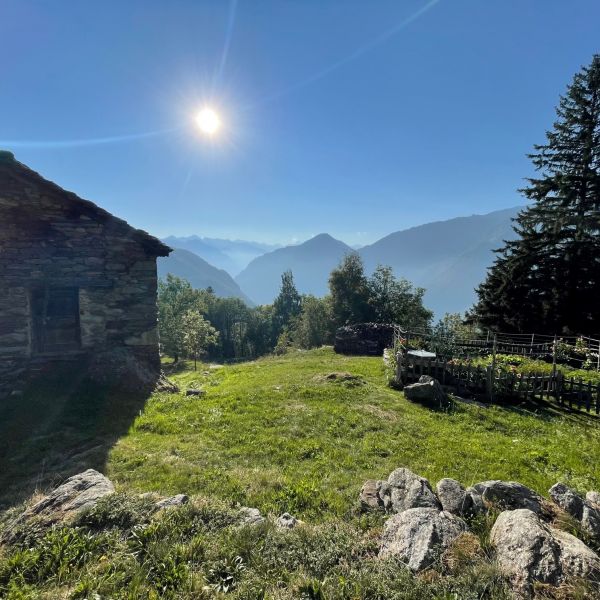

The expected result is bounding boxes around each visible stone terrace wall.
[0,153,168,396]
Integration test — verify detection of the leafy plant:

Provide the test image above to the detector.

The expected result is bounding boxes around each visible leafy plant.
[205,555,246,593]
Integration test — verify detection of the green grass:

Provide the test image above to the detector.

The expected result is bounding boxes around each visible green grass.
[1,492,517,600]
[2,347,600,598]
[104,347,600,520]
[2,347,599,518]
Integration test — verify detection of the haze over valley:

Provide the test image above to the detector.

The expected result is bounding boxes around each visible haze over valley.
[160,206,521,316]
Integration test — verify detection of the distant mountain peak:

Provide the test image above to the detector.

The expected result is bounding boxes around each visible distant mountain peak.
[235,233,352,304]
[303,233,350,247]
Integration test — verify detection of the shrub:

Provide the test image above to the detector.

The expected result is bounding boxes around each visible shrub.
[205,554,246,593]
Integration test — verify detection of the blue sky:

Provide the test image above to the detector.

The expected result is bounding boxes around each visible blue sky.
[1,1,598,245]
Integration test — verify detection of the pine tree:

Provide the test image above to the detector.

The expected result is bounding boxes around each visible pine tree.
[272,270,302,337]
[475,55,600,334]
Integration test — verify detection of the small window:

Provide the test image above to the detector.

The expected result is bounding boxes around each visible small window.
[31,287,81,354]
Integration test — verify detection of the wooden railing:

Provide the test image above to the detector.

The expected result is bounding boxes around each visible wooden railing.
[397,354,600,414]
[393,326,600,371]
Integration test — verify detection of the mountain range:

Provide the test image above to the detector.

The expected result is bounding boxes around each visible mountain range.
[358,207,520,315]
[161,235,280,275]
[158,206,522,316]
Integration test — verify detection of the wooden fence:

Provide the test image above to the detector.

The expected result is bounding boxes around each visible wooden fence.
[393,326,600,370]
[397,354,600,414]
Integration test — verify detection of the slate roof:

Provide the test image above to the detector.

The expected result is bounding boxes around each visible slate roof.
[0,150,171,257]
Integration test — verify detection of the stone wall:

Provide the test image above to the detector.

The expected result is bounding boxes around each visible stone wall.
[0,152,169,397]
[333,323,395,356]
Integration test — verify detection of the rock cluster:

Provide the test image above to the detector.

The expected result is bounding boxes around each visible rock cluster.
[333,323,395,356]
[3,467,599,599]
[549,481,600,539]
[155,372,180,393]
[1,470,305,545]
[360,467,600,597]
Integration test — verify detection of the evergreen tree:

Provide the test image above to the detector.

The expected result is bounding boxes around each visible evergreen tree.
[272,270,302,336]
[328,253,370,326]
[475,55,600,334]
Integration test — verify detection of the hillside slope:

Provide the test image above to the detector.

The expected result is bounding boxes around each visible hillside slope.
[235,233,353,304]
[359,206,521,316]
[1,349,599,598]
[158,248,253,304]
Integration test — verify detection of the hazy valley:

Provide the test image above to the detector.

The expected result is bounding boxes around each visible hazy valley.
[160,206,521,316]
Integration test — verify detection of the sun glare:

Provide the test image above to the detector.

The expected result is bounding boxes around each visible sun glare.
[195,108,221,136]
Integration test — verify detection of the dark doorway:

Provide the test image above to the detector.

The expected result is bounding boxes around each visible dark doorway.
[31,287,81,354]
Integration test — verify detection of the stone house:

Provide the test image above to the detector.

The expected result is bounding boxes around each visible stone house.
[0,151,171,397]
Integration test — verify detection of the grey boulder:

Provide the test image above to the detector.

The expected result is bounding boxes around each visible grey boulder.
[238,507,265,526]
[490,508,600,597]
[404,376,449,409]
[359,479,385,511]
[379,507,467,571]
[550,482,600,540]
[156,494,189,509]
[382,468,441,513]
[22,468,113,521]
[436,478,483,517]
[472,480,544,513]
[587,491,600,509]
[276,512,299,529]
[2,469,114,542]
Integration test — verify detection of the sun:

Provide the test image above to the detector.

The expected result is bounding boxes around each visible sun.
[195,108,221,136]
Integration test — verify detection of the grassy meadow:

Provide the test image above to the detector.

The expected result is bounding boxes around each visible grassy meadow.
[106,348,600,519]
[2,347,600,518]
[1,347,600,598]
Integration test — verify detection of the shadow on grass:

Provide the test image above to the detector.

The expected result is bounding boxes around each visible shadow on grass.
[491,393,600,425]
[0,362,150,510]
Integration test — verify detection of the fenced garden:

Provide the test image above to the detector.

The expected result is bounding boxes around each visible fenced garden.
[393,326,600,414]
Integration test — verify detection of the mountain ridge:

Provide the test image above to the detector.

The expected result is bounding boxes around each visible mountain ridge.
[233,207,522,315]
[235,233,353,304]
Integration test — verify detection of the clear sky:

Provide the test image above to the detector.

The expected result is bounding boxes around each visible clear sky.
[1,1,598,245]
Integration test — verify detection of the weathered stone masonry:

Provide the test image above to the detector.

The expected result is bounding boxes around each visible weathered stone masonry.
[0,151,171,396]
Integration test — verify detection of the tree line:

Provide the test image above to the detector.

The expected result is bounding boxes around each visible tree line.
[158,254,432,363]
